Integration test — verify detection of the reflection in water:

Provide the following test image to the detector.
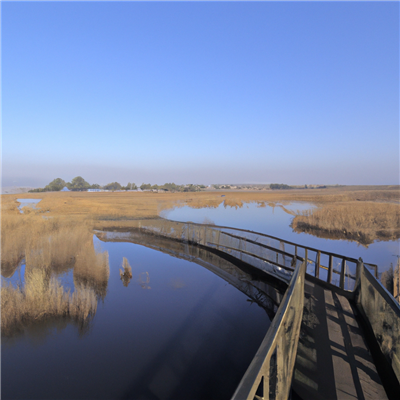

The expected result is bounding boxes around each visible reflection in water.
[138,271,151,289]
[120,257,133,287]
[170,277,186,289]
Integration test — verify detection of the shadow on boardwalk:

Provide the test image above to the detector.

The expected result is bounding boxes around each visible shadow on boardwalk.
[293,281,387,400]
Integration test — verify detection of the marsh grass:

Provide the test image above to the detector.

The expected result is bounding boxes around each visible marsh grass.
[2,186,399,273]
[74,247,110,299]
[1,197,110,336]
[1,267,97,337]
[292,202,400,245]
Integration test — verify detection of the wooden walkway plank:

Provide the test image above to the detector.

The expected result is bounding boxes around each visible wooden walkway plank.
[292,281,388,400]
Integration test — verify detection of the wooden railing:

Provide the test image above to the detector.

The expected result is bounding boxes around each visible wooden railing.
[355,261,400,384]
[231,260,306,400]
[134,218,378,291]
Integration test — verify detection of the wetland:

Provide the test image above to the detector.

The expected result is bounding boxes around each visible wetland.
[1,187,399,399]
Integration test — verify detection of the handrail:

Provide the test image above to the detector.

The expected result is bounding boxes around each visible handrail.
[231,260,306,400]
[355,260,400,383]
[132,218,378,290]
[159,219,378,277]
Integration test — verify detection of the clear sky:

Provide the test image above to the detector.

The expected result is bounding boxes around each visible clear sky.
[2,1,399,187]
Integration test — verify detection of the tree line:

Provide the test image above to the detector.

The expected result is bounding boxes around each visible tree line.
[29,177,206,193]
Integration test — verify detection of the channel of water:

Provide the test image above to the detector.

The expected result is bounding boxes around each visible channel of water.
[162,200,399,274]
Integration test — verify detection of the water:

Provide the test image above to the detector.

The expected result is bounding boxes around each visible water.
[162,201,400,274]
[2,236,272,400]
[16,198,41,213]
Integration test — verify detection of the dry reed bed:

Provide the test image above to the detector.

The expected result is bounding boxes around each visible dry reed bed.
[1,268,97,337]
[3,187,399,241]
[292,202,400,245]
[1,196,110,336]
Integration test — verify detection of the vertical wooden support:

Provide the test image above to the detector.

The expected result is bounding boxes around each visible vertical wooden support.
[276,336,284,399]
[264,371,270,400]
[295,245,297,257]
[305,248,308,271]
[276,252,279,264]
[328,255,333,283]
[355,258,363,286]
[315,251,320,278]
[340,259,346,289]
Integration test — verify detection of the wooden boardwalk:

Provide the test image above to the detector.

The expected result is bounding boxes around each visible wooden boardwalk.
[97,220,400,400]
[293,280,388,400]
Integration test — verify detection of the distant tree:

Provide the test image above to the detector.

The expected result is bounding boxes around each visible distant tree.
[270,183,293,190]
[183,184,200,192]
[103,182,122,191]
[162,183,182,192]
[67,176,90,191]
[29,188,46,193]
[140,183,152,190]
[44,178,66,192]
[90,183,101,189]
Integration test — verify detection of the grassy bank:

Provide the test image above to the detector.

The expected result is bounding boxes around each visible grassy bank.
[292,202,400,245]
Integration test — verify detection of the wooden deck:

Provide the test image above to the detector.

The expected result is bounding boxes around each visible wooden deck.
[293,280,388,400]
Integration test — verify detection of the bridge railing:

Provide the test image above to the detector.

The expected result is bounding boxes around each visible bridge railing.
[231,260,306,400]
[138,219,378,291]
[356,261,400,384]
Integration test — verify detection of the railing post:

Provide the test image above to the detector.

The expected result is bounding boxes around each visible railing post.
[328,254,333,283]
[315,251,320,279]
[340,259,346,289]
[305,248,308,271]
[355,257,363,288]
[264,370,270,400]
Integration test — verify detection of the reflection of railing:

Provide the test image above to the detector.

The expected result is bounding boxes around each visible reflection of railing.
[356,262,400,383]
[231,260,306,400]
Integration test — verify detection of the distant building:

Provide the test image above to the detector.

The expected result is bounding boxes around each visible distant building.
[88,189,102,192]
[61,187,70,192]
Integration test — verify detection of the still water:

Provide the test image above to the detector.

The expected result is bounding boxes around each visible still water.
[16,198,41,213]
[2,237,271,400]
[162,200,399,274]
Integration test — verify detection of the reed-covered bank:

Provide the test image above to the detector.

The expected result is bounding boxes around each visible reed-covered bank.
[2,186,399,248]
[291,202,400,245]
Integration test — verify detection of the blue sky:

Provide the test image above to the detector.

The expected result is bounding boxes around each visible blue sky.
[2,1,399,187]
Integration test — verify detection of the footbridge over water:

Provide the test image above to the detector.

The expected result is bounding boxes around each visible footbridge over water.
[95,218,400,400]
